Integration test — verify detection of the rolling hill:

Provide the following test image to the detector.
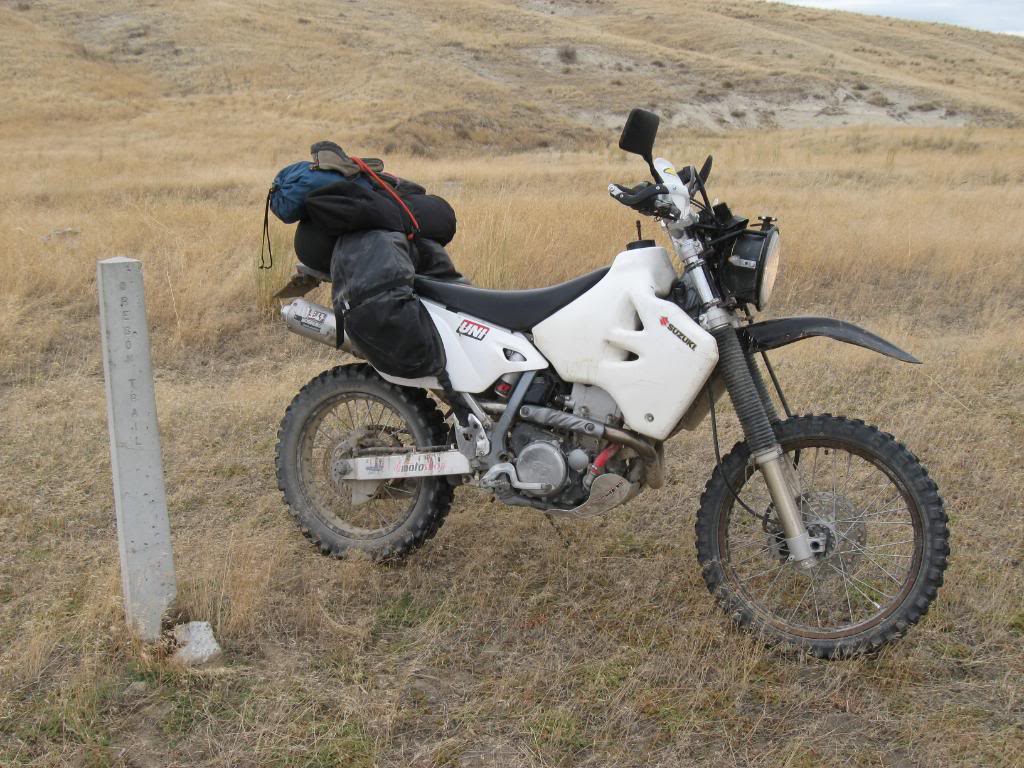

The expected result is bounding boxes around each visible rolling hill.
[3,0,1024,154]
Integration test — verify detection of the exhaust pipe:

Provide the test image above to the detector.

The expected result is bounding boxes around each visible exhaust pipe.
[281,298,354,353]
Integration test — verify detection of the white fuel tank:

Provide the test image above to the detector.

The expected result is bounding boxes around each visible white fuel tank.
[532,245,719,440]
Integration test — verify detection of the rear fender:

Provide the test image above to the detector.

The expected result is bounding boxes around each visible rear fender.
[741,316,921,364]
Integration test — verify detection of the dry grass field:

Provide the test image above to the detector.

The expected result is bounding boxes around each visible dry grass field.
[2,1,1024,766]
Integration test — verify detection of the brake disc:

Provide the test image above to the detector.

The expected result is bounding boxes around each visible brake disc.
[800,490,866,576]
[764,491,867,574]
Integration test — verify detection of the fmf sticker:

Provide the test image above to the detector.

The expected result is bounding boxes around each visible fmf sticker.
[457,318,490,340]
[660,316,697,350]
[298,306,327,331]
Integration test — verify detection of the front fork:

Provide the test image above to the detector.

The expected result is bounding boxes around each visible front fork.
[709,321,815,567]
[744,348,815,562]
[673,231,815,567]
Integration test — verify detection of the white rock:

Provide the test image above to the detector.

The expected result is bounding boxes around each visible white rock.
[42,227,80,241]
[171,621,222,666]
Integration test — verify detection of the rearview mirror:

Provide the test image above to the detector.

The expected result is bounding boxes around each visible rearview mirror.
[699,155,713,183]
[618,108,660,161]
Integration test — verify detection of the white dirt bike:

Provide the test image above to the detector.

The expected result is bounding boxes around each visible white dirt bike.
[274,109,948,657]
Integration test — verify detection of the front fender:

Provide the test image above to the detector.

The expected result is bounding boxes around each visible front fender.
[741,316,921,364]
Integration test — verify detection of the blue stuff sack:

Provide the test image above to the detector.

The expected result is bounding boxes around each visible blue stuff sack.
[269,162,372,224]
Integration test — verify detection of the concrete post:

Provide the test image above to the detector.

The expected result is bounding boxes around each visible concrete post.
[98,258,176,641]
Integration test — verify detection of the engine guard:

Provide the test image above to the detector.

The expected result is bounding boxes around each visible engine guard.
[741,316,920,364]
[548,473,635,519]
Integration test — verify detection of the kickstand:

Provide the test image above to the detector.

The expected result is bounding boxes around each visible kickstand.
[544,513,571,548]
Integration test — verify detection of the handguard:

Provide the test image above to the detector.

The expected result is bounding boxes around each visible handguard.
[608,182,679,218]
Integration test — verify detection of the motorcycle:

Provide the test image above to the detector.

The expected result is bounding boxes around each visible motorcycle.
[274,109,948,657]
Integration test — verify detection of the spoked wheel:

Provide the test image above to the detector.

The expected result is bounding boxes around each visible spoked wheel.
[276,364,453,561]
[696,415,948,657]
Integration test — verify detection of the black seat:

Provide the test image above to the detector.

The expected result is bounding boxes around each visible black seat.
[413,267,610,331]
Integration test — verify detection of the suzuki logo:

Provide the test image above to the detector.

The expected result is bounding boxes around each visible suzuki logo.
[659,316,697,351]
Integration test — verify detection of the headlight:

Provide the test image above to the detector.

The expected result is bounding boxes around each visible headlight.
[721,225,781,311]
[758,229,781,309]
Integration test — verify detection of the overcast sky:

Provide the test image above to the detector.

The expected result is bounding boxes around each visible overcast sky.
[776,1,1024,35]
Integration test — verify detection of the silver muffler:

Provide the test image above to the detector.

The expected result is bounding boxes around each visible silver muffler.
[281,298,354,353]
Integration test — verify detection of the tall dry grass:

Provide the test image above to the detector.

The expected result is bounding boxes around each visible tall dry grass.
[2,126,1022,375]
[1,123,1023,765]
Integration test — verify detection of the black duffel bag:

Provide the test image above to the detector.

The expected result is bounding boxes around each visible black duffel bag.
[304,161,456,245]
[331,230,447,380]
[295,220,462,280]
[296,186,457,273]
[261,142,458,272]
[305,183,456,243]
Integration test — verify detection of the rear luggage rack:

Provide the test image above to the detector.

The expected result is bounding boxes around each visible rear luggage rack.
[272,263,331,300]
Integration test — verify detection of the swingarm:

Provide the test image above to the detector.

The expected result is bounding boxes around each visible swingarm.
[334,450,471,480]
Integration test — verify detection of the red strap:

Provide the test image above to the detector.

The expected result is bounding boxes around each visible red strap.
[352,156,420,240]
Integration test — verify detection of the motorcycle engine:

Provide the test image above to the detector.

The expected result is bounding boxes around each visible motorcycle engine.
[509,424,578,499]
[516,441,567,495]
[504,383,628,506]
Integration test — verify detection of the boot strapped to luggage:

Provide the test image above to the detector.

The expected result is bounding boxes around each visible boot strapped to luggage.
[311,141,383,177]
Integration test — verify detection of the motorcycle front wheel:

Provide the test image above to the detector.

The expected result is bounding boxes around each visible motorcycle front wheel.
[696,414,949,657]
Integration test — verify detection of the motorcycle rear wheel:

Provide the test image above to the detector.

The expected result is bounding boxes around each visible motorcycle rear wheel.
[695,414,948,657]
[276,364,453,561]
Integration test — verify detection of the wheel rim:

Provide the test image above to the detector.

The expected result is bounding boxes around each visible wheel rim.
[296,392,423,539]
[718,439,923,640]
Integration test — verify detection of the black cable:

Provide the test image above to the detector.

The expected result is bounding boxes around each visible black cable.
[760,349,800,466]
[759,351,792,419]
[707,386,770,524]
